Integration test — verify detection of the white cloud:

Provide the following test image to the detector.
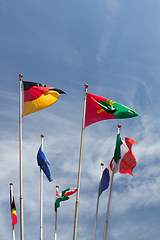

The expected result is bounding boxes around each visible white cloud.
[96,0,122,63]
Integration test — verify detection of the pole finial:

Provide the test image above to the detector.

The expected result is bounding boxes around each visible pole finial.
[10,183,13,186]
[100,163,104,166]
[41,135,44,138]
[18,74,23,78]
[117,124,121,134]
[56,185,59,188]
[84,84,88,89]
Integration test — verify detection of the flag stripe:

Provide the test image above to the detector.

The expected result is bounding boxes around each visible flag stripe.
[12,209,17,227]
[23,90,60,116]
[23,81,46,90]
[119,151,136,176]
[114,133,123,163]
[24,86,53,102]
[125,137,137,151]
[64,188,77,196]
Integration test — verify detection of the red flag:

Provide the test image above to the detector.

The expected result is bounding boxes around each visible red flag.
[110,137,137,176]
[85,93,140,127]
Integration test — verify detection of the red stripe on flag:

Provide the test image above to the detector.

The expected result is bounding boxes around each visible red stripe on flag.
[64,189,77,196]
[119,152,136,176]
[24,86,52,102]
[12,211,17,227]
[125,137,137,151]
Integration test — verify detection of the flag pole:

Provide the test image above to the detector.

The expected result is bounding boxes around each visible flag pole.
[55,185,59,240]
[10,183,16,240]
[19,74,24,240]
[73,84,88,240]
[12,226,15,240]
[40,134,44,240]
[102,124,121,240]
[93,163,104,240]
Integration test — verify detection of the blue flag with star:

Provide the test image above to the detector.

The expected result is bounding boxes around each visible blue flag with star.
[37,145,53,182]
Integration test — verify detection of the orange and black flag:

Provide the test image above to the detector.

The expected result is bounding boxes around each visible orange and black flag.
[22,81,66,116]
[10,183,17,228]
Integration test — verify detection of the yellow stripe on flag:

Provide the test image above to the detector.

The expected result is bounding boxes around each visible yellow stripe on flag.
[12,209,17,216]
[23,90,60,116]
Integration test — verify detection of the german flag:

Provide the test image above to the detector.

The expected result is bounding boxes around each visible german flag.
[10,183,17,228]
[22,81,66,116]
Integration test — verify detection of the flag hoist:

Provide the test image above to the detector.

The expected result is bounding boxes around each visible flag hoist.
[19,74,65,240]
[102,125,122,240]
[73,84,88,240]
[40,135,44,240]
[73,86,140,240]
[19,74,24,240]
[92,163,104,240]
[54,185,59,240]
[72,87,139,240]
[36,135,53,240]
[54,186,77,240]
[102,124,137,240]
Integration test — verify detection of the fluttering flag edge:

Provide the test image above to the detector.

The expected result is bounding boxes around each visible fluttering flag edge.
[22,81,66,116]
[85,93,141,127]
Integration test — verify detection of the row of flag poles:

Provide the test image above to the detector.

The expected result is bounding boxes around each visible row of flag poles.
[10,74,140,240]
[73,84,139,240]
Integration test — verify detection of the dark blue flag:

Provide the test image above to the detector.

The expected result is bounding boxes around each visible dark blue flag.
[99,167,110,195]
[37,146,53,182]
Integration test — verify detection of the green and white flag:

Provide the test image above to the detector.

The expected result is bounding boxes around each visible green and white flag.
[54,188,77,212]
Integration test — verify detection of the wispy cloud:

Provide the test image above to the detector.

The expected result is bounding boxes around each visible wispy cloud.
[96,0,122,64]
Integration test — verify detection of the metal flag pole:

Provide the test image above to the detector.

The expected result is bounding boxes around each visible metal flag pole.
[10,183,15,240]
[55,185,59,240]
[19,74,24,240]
[93,163,104,240]
[12,226,15,240]
[40,135,44,240]
[102,124,121,240]
[73,84,88,240]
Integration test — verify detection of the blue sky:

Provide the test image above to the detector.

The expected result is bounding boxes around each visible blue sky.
[1,0,160,240]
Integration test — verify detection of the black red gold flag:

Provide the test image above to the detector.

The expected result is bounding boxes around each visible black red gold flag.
[22,81,66,116]
[10,186,17,227]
